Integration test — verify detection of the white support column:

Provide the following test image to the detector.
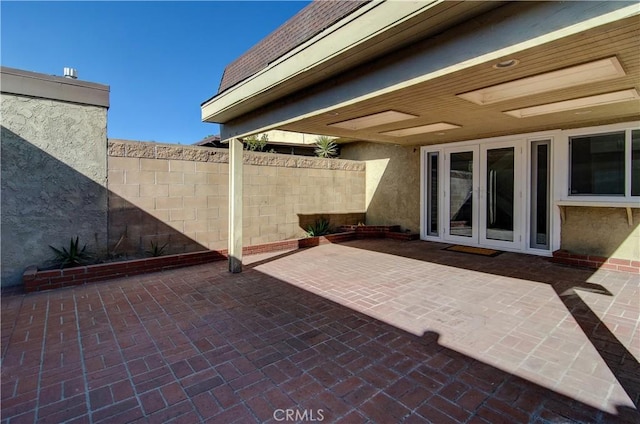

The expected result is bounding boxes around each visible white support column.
[228,138,243,273]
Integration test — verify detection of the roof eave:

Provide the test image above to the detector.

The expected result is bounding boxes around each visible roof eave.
[201,0,448,124]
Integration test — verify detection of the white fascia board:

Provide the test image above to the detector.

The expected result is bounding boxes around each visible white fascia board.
[218,1,639,141]
[202,0,441,123]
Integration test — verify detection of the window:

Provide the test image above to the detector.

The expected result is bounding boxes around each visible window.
[570,132,625,195]
[569,128,639,198]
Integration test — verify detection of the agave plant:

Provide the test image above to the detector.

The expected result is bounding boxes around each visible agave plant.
[314,136,338,158]
[146,240,169,257]
[306,218,331,237]
[49,237,93,269]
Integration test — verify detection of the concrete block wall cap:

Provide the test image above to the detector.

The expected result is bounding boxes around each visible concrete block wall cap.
[183,149,213,162]
[107,141,126,157]
[106,139,365,170]
[156,146,185,160]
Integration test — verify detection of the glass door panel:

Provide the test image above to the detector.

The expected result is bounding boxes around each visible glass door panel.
[426,152,439,236]
[450,152,474,237]
[485,147,514,242]
[444,146,478,244]
[530,141,550,249]
[479,142,522,249]
[440,141,524,250]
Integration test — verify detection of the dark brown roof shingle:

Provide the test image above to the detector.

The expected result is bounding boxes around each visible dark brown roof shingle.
[217,0,370,94]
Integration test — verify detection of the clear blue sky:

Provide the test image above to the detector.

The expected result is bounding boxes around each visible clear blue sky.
[1,1,310,144]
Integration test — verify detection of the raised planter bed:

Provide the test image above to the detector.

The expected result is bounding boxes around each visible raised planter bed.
[241,232,356,252]
[298,231,356,247]
[338,225,419,241]
[23,250,227,293]
[23,232,357,293]
[23,227,421,293]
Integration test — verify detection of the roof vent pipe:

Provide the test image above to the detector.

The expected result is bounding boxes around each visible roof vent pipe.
[63,67,78,79]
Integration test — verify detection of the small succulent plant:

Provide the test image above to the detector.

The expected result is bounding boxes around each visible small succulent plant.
[314,136,338,158]
[49,237,93,268]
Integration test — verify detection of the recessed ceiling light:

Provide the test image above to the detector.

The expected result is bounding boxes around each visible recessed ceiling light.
[329,110,418,130]
[493,59,519,69]
[574,110,592,115]
[326,112,340,116]
[458,57,626,105]
[381,123,461,137]
[503,89,639,118]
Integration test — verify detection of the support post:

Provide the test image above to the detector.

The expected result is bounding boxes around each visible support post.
[228,138,243,272]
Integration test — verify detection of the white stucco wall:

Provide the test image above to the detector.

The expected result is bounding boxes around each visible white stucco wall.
[341,141,421,232]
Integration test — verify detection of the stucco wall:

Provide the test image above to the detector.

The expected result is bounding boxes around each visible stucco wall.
[341,141,420,232]
[1,93,108,287]
[107,140,366,256]
[561,206,640,261]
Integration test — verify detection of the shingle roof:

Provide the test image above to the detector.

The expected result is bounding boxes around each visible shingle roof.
[193,135,221,147]
[217,0,370,94]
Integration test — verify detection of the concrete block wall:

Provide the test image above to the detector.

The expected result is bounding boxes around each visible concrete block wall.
[107,140,366,256]
[107,154,225,256]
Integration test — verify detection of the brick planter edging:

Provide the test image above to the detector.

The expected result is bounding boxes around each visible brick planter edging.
[28,238,638,293]
[338,225,419,241]
[23,250,228,293]
[299,232,357,247]
[23,230,423,293]
[241,232,357,253]
[23,232,359,293]
[551,250,640,274]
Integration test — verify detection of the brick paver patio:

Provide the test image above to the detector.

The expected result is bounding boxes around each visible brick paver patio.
[1,239,639,423]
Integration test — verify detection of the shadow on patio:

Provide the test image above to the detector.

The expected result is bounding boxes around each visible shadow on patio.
[1,243,638,423]
[251,239,640,416]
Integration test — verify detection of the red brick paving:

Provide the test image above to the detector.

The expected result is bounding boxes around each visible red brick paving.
[255,240,640,413]
[1,239,639,423]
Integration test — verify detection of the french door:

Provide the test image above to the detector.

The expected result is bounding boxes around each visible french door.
[443,141,523,250]
[443,145,479,245]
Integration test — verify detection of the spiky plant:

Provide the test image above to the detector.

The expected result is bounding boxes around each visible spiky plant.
[49,237,93,269]
[314,136,338,158]
[146,240,169,257]
[306,218,331,237]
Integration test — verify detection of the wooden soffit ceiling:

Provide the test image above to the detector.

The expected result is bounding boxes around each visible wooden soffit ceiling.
[277,15,640,146]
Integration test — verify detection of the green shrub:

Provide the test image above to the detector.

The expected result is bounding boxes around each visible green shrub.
[49,237,93,269]
[243,134,269,152]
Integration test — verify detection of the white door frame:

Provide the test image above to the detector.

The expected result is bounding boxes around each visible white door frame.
[478,140,524,251]
[421,130,559,256]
